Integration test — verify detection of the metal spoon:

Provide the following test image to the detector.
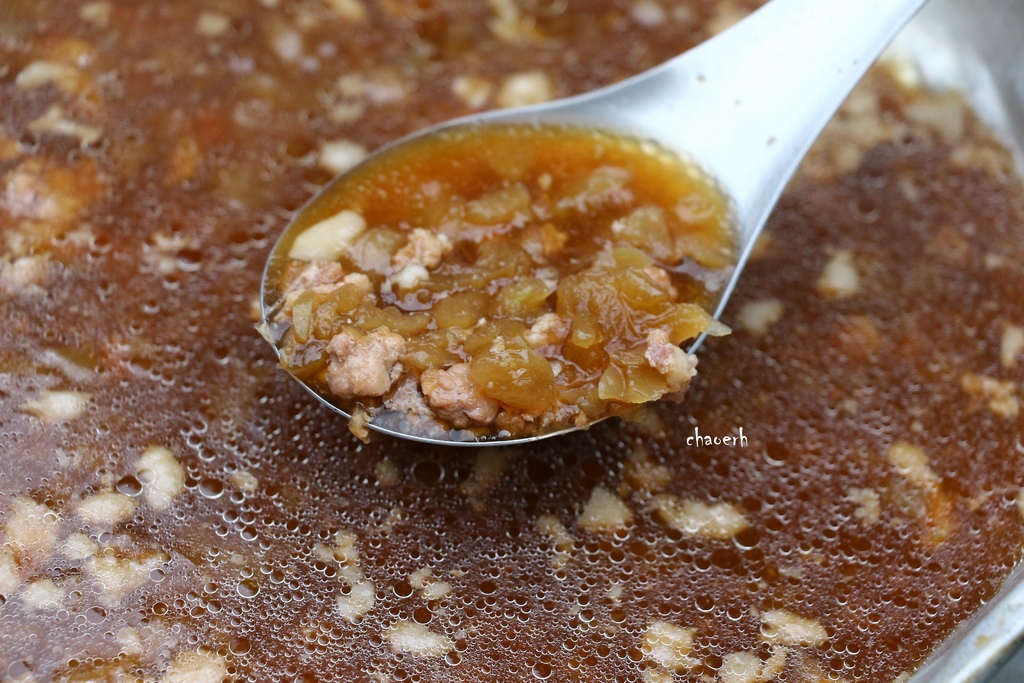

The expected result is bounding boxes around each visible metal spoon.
[262,0,929,446]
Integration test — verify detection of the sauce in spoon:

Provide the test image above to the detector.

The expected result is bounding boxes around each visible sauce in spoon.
[262,124,733,442]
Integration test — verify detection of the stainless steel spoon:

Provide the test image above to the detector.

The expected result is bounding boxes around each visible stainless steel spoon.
[262,0,929,446]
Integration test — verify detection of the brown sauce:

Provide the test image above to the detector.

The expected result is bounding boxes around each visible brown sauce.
[1,1,1024,682]
[265,124,733,441]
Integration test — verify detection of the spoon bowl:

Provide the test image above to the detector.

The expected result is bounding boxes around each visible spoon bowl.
[262,0,929,446]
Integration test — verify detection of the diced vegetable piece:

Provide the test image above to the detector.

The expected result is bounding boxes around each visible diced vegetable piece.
[568,314,603,349]
[598,349,669,403]
[655,304,713,345]
[473,239,533,280]
[623,363,669,403]
[291,290,317,343]
[463,319,530,355]
[610,246,655,270]
[558,166,632,211]
[402,330,458,372]
[469,337,556,412]
[674,194,719,223]
[432,291,490,329]
[494,278,552,317]
[465,183,532,225]
[608,267,671,309]
[312,284,368,339]
[353,305,431,337]
[597,363,626,402]
[279,332,329,380]
[612,207,676,262]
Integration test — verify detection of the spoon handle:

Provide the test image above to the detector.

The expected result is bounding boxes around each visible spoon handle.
[580,0,929,247]
[364,0,928,258]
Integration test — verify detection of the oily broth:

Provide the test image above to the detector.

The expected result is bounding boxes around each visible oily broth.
[1,1,1024,682]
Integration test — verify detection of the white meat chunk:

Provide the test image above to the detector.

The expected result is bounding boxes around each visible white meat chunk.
[817,249,860,298]
[162,650,228,683]
[279,261,354,316]
[0,256,52,295]
[631,0,667,27]
[341,272,373,293]
[326,327,406,398]
[736,298,784,336]
[76,492,137,525]
[390,263,429,291]
[281,271,373,320]
[288,210,366,261]
[577,486,633,532]
[385,379,433,419]
[525,313,570,349]
[337,579,376,622]
[760,609,829,647]
[28,105,103,147]
[645,329,698,392]
[1002,324,1024,369]
[420,363,500,427]
[16,61,84,94]
[87,551,169,606]
[326,0,367,22]
[642,620,698,671]
[653,495,749,539]
[19,390,90,423]
[452,75,493,109]
[2,157,106,250]
[318,139,367,175]
[377,379,450,440]
[285,260,345,293]
[496,71,553,108]
[137,446,186,511]
[392,228,452,270]
[22,578,63,611]
[385,620,454,657]
[196,11,230,37]
[0,550,20,595]
[4,497,60,566]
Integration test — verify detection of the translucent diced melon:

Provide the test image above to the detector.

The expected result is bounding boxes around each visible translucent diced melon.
[402,332,457,372]
[291,290,317,343]
[353,305,431,337]
[465,183,532,225]
[312,293,354,340]
[432,291,490,329]
[611,208,677,262]
[598,363,627,401]
[655,304,712,344]
[494,278,552,317]
[469,337,556,412]
[463,320,529,355]
[279,332,329,379]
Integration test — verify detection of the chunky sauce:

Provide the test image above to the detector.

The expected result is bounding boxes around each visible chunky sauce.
[266,124,733,440]
[2,1,1024,682]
